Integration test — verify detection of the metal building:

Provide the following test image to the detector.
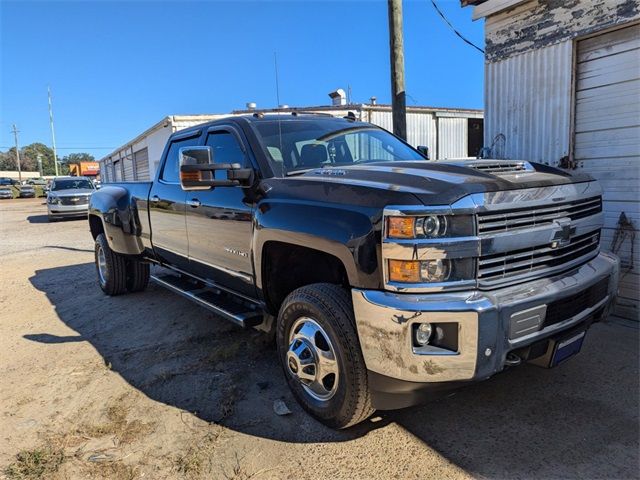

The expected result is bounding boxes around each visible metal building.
[462,0,640,320]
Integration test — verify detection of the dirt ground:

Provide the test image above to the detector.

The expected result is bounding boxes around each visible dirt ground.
[1,198,638,480]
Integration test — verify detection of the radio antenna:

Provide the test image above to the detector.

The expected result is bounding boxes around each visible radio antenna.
[274,52,281,108]
[274,52,284,164]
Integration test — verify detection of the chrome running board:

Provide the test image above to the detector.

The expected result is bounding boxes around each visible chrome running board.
[150,273,262,328]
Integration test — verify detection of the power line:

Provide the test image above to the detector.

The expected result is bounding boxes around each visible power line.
[430,0,485,54]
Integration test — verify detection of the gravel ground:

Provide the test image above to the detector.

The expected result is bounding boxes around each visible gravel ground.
[0,198,638,479]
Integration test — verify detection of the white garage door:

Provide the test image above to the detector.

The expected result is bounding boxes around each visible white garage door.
[575,23,640,320]
[113,160,122,182]
[134,148,150,180]
[122,154,135,182]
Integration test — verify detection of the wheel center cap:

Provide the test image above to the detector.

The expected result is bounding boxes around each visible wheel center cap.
[286,338,317,381]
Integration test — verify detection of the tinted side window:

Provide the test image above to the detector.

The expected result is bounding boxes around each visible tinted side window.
[161,136,200,183]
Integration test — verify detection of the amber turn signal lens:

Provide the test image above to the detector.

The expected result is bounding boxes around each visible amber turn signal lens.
[387,217,416,238]
[180,171,201,182]
[388,260,421,283]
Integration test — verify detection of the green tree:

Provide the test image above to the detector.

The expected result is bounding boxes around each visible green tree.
[0,143,68,176]
[0,149,17,170]
[21,143,55,174]
[62,152,95,164]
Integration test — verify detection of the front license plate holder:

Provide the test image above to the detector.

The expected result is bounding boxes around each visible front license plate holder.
[527,330,587,368]
[551,331,586,367]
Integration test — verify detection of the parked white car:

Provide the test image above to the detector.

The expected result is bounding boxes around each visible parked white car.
[47,177,96,222]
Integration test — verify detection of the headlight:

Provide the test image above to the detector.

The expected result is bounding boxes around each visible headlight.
[48,195,59,204]
[387,215,474,239]
[388,258,475,283]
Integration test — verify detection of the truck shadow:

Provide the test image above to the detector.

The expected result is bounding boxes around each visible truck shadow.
[29,262,639,477]
[27,214,86,223]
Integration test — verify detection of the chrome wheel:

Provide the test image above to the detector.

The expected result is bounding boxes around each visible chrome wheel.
[97,245,107,286]
[286,317,339,401]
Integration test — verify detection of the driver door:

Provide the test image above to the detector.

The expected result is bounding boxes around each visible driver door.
[185,126,256,297]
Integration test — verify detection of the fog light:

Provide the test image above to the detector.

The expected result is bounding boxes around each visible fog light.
[415,323,433,345]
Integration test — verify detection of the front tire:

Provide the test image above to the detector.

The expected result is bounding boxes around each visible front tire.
[95,233,127,295]
[276,283,374,429]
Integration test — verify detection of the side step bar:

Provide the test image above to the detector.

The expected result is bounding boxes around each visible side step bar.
[150,273,263,328]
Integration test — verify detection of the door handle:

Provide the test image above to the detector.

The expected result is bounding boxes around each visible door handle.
[187,199,201,208]
[150,195,160,203]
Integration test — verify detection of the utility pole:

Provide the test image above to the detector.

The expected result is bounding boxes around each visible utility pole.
[11,124,22,183]
[387,0,407,140]
[48,86,59,176]
[37,154,43,177]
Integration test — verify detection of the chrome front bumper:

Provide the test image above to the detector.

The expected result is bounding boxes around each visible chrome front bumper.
[352,252,619,384]
[48,203,89,216]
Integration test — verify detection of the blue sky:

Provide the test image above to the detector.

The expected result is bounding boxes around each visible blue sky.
[0,0,484,159]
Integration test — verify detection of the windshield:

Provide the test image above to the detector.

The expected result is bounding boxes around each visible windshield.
[52,179,94,191]
[252,119,425,176]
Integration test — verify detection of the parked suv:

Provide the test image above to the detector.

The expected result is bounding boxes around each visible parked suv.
[0,186,13,199]
[88,114,619,428]
[18,185,36,198]
[47,176,95,221]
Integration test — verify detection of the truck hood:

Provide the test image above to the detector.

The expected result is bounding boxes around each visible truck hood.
[290,160,594,206]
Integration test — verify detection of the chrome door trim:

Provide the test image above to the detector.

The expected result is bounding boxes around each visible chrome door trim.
[189,256,253,283]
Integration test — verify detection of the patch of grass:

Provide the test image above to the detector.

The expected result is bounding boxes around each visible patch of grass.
[174,431,221,477]
[84,461,140,480]
[78,395,153,445]
[4,446,65,479]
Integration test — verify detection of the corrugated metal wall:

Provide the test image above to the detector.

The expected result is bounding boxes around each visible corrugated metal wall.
[484,40,573,163]
[369,110,444,159]
[407,112,437,154]
[438,117,468,159]
[369,111,394,133]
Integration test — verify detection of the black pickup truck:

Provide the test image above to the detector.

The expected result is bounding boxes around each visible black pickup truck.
[89,113,619,428]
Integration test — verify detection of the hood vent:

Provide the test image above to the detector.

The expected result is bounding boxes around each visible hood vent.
[467,161,534,174]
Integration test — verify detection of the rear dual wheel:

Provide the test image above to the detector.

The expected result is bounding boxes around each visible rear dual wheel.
[95,233,149,295]
[276,283,374,429]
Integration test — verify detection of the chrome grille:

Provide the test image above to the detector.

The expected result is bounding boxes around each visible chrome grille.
[477,196,602,235]
[478,230,600,288]
[59,196,89,206]
[470,162,530,173]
